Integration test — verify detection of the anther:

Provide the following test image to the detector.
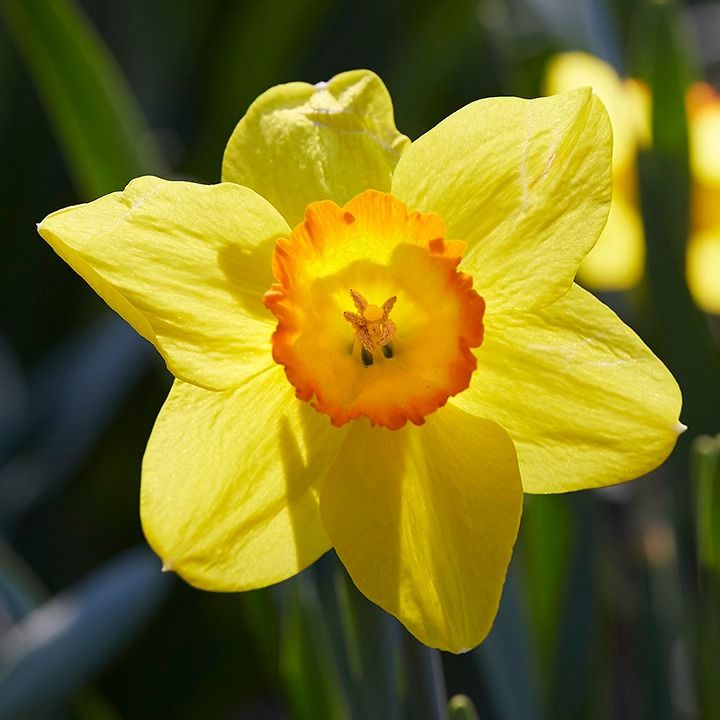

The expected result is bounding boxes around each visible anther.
[382,343,394,359]
[361,347,374,367]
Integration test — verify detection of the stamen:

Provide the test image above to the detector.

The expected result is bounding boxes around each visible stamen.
[350,288,368,313]
[343,290,397,361]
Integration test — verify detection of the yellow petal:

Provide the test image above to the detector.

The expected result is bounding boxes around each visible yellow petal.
[320,407,522,653]
[690,98,720,186]
[687,230,720,314]
[142,366,346,590]
[576,191,645,290]
[452,284,683,493]
[544,52,648,172]
[625,78,652,150]
[38,176,289,390]
[222,69,410,227]
[392,89,612,312]
[692,179,720,234]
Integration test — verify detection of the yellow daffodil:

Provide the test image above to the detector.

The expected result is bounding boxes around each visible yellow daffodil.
[688,83,720,314]
[544,52,650,290]
[546,52,720,313]
[37,70,682,652]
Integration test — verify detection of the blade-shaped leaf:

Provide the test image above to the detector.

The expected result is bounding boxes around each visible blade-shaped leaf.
[1,0,166,198]
[0,539,47,629]
[0,546,171,719]
[276,569,351,720]
[0,316,154,525]
[635,0,720,434]
[332,558,402,720]
[693,435,720,718]
[472,557,542,720]
[402,633,447,720]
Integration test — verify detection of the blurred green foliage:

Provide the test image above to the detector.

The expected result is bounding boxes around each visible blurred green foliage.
[1,0,719,718]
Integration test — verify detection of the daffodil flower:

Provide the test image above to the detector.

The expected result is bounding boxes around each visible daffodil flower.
[545,52,720,314]
[38,70,682,652]
[544,52,650,291]
[687,83,720,314]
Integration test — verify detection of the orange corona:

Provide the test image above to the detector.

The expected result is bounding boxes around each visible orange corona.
[264,190,485,429]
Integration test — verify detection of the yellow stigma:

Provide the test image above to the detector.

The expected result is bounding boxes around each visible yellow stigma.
[363,304,384,322]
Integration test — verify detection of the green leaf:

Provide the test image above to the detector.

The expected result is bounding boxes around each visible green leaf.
[633,0,720,434]
[693,435,720,573]
[633,20,720,716]
[277,571,351,720]
[387,0,486,139]
[0,538,47,622]
[402,633,447,720]
[0,547,171,719]
[0,317,152,526]
[472,558,542,720]
[1,0,165,198]
[333,560,402,720]
[520,495,574,682]
[546,497,597,720]
[189,0,332,179]
[692,435,720,718]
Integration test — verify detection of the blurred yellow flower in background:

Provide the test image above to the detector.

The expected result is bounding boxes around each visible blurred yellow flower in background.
[37,70,682,652]
[546,52,720,314]
[687,83,720,314]
[545,52,650,291]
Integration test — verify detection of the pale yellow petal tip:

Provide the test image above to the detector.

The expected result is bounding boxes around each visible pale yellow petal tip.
[161,559,175,573]
[37,219,52,236]
[675,421,688,435]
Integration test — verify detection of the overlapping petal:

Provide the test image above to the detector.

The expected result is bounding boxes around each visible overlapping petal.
[391,89,612,312]
[452,284,683,493]
[222,69,410,227]
[320,406,522,653]
[38,176,289,390]
[142,366,346,590]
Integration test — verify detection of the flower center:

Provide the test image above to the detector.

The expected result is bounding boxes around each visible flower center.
[343,289,397,365]
[264,190,485,430]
